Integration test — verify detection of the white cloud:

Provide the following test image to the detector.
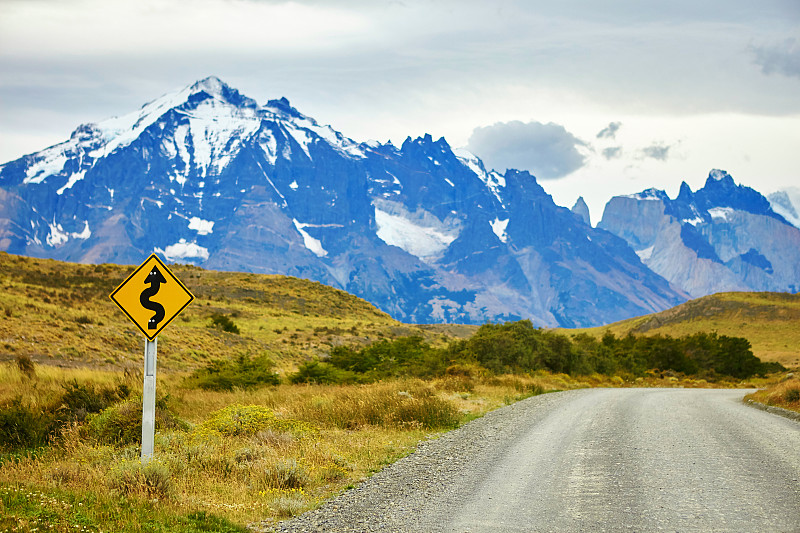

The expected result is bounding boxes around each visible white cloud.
[467,121,587,179]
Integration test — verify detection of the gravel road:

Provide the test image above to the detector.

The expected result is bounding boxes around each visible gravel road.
[264,388,800,532]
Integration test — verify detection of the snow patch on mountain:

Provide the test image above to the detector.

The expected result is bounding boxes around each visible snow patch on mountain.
[56,171,87,195]
[624,188,665,201]
[156,239,209,262]
[188,217,214,235]
[636,245,655,261]
[46,220,91,247]
[285,124,314,160]
[293,219,328,257]
[294,117,366,159]
[708,169,729,181]
[23,150,68,184]
[374,200,460,261]
[491,217,509,243]
[708,207,733,220]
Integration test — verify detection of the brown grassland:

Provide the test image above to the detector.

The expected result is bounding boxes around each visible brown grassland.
[0,252,795,532]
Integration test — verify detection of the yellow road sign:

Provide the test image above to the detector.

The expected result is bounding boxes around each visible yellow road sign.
[109,253,194,340]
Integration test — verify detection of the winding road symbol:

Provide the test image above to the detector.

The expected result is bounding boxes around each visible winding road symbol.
[109,254,194,340]
[140,266,167,330]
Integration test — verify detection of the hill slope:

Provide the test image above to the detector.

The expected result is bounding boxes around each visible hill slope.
[0,252,456,372]
[565,292,800,367]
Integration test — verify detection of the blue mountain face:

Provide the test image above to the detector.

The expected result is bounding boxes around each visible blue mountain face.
[599,170,800,297]
[0,76,686,327]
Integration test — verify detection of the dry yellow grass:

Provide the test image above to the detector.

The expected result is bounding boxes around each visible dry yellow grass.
[744,374,800,413]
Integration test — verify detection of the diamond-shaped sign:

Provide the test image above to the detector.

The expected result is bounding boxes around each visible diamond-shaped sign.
[109,254,194,340]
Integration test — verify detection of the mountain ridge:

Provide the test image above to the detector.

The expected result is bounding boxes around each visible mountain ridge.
[1,76,776,327]
[599,170,800,298]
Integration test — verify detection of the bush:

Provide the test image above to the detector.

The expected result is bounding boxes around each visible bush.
[88,396,188,446]
[110,460,173,500]
[185,353,280,391]
[0,400,52,450]
[57,381,129,423]
[785,388,800,403]
[327,336,444,380]
[253,459,310,490]
[208,313,240,334]
[16,354,35,379]
[289,360,359,385]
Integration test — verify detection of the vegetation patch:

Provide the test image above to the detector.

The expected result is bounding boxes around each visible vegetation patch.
[88,396,188,446]
[193,404,317,439]
[184,353,280,391]
[290,321,780,386]
[744,375,800,413]
[208,313,241,335]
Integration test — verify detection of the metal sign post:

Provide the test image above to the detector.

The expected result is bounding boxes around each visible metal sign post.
[142,338,157,463]
[110,253,194,464]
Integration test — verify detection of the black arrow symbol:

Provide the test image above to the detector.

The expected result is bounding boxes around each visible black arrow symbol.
[140,265,167,330]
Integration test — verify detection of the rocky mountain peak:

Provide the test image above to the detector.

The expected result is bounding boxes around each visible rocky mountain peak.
[571,196,591,226]
[707,168,733,182]
[676,181,694,203]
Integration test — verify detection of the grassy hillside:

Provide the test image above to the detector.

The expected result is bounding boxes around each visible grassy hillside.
[0,252,463,373]
[562,292,800,368]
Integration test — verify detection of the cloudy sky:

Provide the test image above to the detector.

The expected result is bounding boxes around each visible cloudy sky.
[1,0,798,222]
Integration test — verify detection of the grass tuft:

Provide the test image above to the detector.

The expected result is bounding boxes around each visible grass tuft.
[110,460,174,500]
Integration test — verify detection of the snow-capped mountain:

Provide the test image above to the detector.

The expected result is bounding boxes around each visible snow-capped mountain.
[0,76,686,326]
[599,170,800,297]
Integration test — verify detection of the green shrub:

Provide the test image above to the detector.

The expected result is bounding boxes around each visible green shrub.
[57,381,129,423]
[185,353,280,391]
[88,397,188,446]
[208,313,240,334]
[327,336,444,379]
[289,360,359,385]
[0,400,52,450]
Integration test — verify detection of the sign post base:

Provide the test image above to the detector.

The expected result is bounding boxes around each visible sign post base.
[142,337,157,464]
